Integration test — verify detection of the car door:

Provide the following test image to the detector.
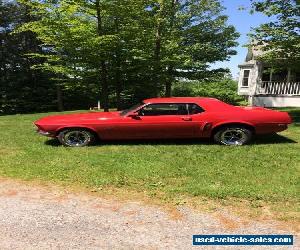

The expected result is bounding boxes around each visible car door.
[117,103,198,139]
[186,103,208,137]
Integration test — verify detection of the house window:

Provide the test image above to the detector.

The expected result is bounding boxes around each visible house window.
[242,70,250,87]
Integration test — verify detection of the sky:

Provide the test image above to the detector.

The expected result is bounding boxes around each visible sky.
[211,0,271,79]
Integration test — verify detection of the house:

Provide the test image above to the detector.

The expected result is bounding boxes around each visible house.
[238,46,300,107]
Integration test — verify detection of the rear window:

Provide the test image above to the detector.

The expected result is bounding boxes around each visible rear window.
[188,103,204,115]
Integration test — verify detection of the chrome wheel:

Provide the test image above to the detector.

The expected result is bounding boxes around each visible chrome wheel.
[220,128,248,145]
[58,129,95,147]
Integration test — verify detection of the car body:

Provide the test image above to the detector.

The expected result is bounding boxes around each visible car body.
[35,97,292,146]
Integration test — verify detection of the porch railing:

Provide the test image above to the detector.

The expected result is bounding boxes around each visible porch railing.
[256,81,300,95]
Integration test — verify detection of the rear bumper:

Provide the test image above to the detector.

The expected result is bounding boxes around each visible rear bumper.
[255,123,289,134]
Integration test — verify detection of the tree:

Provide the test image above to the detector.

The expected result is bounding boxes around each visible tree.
[144,0,239,97]
[0,0,58,114]
[16,0,151,111]
[249,0,300,69]
[15,0,239,112]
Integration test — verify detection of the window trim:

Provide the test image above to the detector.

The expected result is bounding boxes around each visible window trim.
[135,103,205,116]
[187,103,205,115]
[242,69,251,87]
[136,103,189,116]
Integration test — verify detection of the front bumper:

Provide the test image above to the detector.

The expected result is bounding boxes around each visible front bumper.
[37,129,55,137]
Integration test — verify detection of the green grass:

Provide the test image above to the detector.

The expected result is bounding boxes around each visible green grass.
[0,110,299,210]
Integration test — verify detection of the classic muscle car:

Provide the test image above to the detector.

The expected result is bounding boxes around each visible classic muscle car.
[35,97,292,146]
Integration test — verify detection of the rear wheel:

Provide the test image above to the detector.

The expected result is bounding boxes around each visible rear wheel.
[58,129,95,147]
[213,126,253,146]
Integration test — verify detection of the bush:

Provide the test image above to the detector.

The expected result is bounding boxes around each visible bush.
[172,79,248,105]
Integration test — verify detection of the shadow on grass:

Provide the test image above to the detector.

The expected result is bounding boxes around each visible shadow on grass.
[253,133,297,145]
[45,139,62,147]
[45,138,212,147]
[44,133,296,147]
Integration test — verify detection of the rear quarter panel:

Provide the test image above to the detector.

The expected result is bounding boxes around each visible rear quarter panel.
[207,108,291,135]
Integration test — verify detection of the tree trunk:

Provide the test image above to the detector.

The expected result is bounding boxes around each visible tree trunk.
[165,81,172,97]
[115,18,122,110]
[101,61,109,112]
[95,0,109,112]
[115,56,122,110]
[0,34,6,83]
[153,21,162,97]
[56,85,64,111]
[164,0,178,97]
[165,67,173,97]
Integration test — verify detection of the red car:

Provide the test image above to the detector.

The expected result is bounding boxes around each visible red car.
[35,97,292,147]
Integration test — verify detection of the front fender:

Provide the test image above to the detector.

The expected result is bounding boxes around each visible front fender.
[55,125,98,136]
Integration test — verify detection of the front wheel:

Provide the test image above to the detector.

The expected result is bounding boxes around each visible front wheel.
[213,126,253,146]
[58,129,95,147]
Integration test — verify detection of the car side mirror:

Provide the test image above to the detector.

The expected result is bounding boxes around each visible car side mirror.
[127,113,141,119]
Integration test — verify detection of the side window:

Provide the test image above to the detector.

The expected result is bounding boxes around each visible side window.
[242,70,250,87]
[138,103,188,116]
[188,103,204,115]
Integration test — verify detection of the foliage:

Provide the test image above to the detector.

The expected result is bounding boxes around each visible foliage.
[249,0,300,69]
[9,0,239,112]
[0,0,54,114]
[0,0,100,114]
[173,79,247,105]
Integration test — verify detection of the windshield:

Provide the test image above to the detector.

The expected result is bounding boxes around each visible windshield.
[120,102,144,116]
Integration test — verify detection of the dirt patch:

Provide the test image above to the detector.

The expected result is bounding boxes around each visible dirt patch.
[0,178,298,249]
[214,212,240,230]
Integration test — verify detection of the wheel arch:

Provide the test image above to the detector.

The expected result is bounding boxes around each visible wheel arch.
[211,122,256,137]
[55,126,100,139]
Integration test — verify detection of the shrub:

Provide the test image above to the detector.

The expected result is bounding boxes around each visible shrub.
[172,79,248,105]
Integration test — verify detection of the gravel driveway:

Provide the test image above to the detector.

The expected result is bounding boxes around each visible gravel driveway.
[0,179,298,250]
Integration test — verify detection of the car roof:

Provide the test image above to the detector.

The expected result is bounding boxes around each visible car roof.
[144,97,217,103]
[143,97,230,110]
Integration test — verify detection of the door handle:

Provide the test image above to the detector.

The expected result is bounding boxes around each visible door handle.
[182,117,192,121]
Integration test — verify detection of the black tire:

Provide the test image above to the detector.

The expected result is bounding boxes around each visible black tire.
[58,128,96,147]
[213,126,253,146]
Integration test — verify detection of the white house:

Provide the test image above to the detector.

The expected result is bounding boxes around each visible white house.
[238,47,300,107]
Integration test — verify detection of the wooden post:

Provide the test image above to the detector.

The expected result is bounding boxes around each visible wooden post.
[287,68,291,82]
[248,95,254,106]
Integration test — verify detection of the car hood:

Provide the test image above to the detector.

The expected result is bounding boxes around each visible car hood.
[35,111,121,125]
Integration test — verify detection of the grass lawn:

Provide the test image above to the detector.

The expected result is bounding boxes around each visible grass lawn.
[0,109,299,221]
